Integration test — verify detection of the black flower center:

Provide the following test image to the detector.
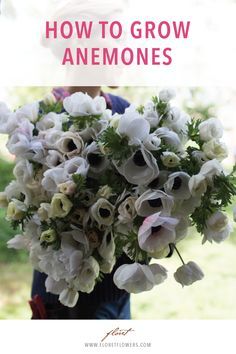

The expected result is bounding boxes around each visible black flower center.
[151,225,162,234]
[88,153,103,167]
[67,140,77,152]
[99,208,110,218]
[133,151,146,167]
[148,177,159,189]
[148,198,162,208]
[172,177,182,190]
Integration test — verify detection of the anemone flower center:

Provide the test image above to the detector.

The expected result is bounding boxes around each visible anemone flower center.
[172,176,182,190]
[67,139,77,152]
[148,198,162,208]
[151,225,162,233]
[99,208,110,218]
[88,153,103,166]
[133,151,146,167]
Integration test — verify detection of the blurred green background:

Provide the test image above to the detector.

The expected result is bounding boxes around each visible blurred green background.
[0,87,235,319]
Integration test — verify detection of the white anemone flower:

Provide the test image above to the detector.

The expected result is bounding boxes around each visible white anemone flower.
[7,132,32,157]
[143,133,161,151]
[13,159,34,184]
[174,215,190,242]
[56,131,84,157]
[161,151,180,168]
[84,142,108,173]
[16,101,39,123]
[164,172,191,200]
[202,139,228,161]
[113,262,167,294]
[143,101,160,128]
[174,261,204,287]
[135,190,174,217]
[4,180,30,203]
[67,250,84,277]
[114,148,159,186]
[43,130,63,149]
[75,256,100,293]
[36,112,64,132]
[203,211,232,244]
[155,127,182,149]
[7,234,30,250]
[43,92,57,105]
[42,167,67,193]
[90,198,115,226]
[164,107,190,137]
[138,212,179,253]
[63,92,106,117]
[188,174,208,197]
[192,150,209,165]
[59,287,79,307]
[117,105,150,145]
[100,257,116,274]
[45,150,65,168]
[61,229,89,257]
[98,232,115,262]
[199,159,224,181]
[118,196,137,224]
[63,157,89,178]
[198,117,223,142]
[45,277,67,295]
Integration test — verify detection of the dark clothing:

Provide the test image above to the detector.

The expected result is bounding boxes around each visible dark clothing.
[31,91,131,319]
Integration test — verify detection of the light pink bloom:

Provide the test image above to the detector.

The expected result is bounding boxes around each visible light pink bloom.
[138,212,179,253]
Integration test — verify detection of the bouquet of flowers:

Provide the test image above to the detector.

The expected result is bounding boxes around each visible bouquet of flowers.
[0,89,235,307]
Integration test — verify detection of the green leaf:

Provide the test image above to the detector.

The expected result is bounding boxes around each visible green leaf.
[39,100,63,115]
[98,126,135,165]
[114,230,149,263]
[137,105,145,114]
[71,114,102,130]
[72,174,86,191]
[152,96,168,117]
[187,119,203,147]
[191,171,236,234]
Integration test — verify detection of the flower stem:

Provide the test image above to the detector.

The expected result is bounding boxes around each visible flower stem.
[173,244,185,265]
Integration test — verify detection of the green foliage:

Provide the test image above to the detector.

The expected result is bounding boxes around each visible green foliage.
[137,104,145,114]
[191,170,236,234]
[212,172,236,208]
[152,96,169,117]
[187,119,203,147]
[115,230,149,264]
[98,168,131,195]
[72,174,86,192]
[179,146,201,175]
[39,100,64,115]
[71,114,102,130]
[98,126,135,165]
